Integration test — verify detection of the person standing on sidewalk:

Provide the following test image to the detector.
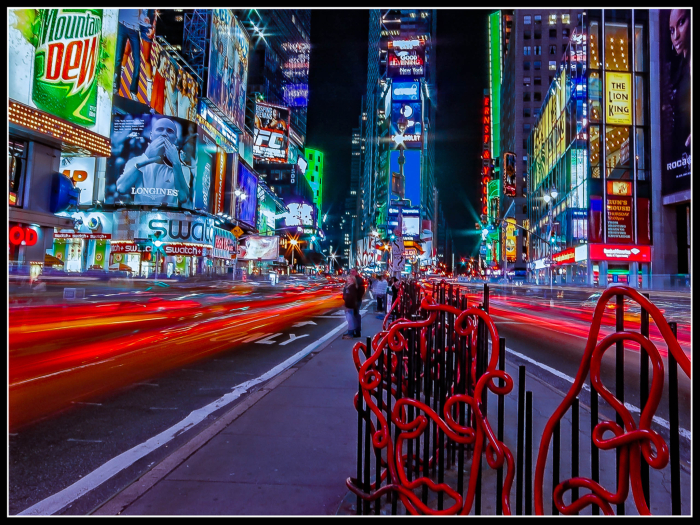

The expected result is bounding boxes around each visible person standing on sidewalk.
[342,274,358,340]
[372,274,388,312]
[350,268,365,338]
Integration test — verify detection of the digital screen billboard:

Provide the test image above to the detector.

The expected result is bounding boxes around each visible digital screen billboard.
[391,81,421,102]
[105,97,200,209]
[236,161,259,227]
[504,152,516,197]
[505,218,517,262]
[238,235,280,260]
[283,83,308,107]
[402,217,420,237]
[531,68,567,186]
[281,201,316,228]
[254,102,291,162]
[8,9,118,137]
[194,127,217,213]
[207,9,249,132]
[390,150,421,207]
[391,102,422,148]
[387,38,425,78]
[659,9,691,196]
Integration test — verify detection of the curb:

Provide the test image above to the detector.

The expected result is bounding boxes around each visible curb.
[90,313,361,516]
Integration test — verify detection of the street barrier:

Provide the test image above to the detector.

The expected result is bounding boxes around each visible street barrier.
[347,281,689,515]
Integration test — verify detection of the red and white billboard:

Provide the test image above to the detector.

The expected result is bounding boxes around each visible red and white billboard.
[589,244,651,263]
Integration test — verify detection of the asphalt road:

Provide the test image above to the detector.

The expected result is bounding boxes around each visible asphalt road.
[9,298,367,516]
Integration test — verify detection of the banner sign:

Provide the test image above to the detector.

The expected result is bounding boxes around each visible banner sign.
[505,218,516,262]
[606,195,634,244]
[552,247,576,265]
[253,102,290,162]
[605,71,632,125]
[589,244,651,263]
[53,232,111,240]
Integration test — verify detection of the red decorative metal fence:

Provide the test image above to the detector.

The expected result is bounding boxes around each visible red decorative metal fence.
[347,281,689,515]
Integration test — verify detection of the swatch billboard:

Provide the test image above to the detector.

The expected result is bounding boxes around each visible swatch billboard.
[8,9,118,137]
[236,161,259,227]
[105,97,201,209]
[207,9,249,132]
[659,9,691,196]
[253,102,291,162]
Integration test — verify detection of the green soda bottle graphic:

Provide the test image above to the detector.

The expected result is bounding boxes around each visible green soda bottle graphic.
[32,9,103,127]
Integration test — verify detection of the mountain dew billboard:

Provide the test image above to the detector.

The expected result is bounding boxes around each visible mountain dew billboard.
[8,9,118,137]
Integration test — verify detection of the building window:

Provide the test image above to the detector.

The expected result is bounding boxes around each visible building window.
[523,138,528,150]
[549,44,557,55]
[534,45,542,55]
[523,107,531,117]
[562,28,570,38]
[549,75,554,85]
[534,29,541,39]
[549,13,557,25]
[534,76,541,85]
[523,61,531,70]
[534,91,542,101]
[524,29,531,39]
[549,28,557,38]
[534,14,541,24]
[524,14,531,24]
[523,46,531,55]
[534,60,541,70]
[523,76,531,87]
[562,13,570,24]
[549,60,557,70]
[523,123,531,133]
[523,91,531,102]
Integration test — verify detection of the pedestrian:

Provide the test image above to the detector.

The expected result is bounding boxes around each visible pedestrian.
[342,273,358,339]
[350,268,365,337]
[372,274,388,312]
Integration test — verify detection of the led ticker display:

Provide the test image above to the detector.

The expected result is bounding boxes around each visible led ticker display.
[504,152,516,197]
[387,37,425,78]
[253,102,290,162]
[390,102,422,148]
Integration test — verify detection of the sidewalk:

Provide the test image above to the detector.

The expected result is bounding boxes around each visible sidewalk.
[92,302,689,516]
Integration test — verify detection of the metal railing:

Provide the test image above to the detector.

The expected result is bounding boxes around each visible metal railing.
[348,280,689,515]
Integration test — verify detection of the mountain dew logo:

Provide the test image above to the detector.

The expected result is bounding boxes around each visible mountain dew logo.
[32,9,103,127]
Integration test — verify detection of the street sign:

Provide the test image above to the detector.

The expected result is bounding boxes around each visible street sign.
[232,226,244,238]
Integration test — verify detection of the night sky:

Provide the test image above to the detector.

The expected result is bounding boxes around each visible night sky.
[306,9,490,259]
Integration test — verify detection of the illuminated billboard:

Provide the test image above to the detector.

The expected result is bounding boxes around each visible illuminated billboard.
[531,68,567,188]
[207,9,249,132]
[8,9,118,138]
[113,11,201,123]
[254,102,291,162]
[59,156,96,205]
[282,201,315,228]
[481,92,492,216]
[387,37,425,78]
[283,83,308,107]
[605,72,632,125]
[391,102,422,148]
[503,152,516,197]
[659,9,691,196]
[236,161,259,227]
[390,150,421,207]
[505,218,516,263]
[238,235,280,261]
[105,98,201,209]
[391,81,420,101]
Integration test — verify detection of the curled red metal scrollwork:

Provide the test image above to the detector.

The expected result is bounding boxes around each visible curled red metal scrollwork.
[534,285,690,515]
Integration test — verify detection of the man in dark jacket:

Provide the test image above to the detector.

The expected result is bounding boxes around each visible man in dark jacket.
[342,274,358,339]
[350,268,364,337]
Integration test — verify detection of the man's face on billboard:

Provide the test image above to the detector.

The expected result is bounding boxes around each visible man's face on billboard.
[151,119,178,143]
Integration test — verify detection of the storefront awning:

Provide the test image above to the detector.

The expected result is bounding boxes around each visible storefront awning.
[44,254,64,267]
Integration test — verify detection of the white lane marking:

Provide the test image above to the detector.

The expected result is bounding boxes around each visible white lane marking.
[292,321,317,328]
[279,333,308,346]
[18,319,349,516]
[505,346,691,441]
[67,439,103,443]
[255,333,283,345]
[241,332,268,343]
